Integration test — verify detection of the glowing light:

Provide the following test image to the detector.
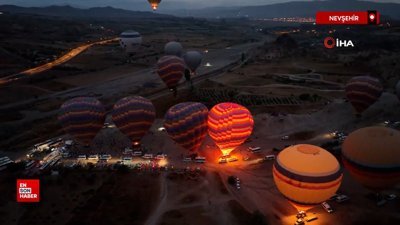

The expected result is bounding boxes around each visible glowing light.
[205,62,212,67]
[158,159,168,167]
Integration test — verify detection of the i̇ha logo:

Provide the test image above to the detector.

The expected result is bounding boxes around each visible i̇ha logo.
[17,179,40,202]
[324,37,354,49]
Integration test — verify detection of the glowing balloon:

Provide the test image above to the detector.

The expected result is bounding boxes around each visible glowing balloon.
[156,55,185,90]
[58,97,106,146]
[345,76,383,114]
[148,0,161,10]
[112,96,156,146]
[183,51,203,74]
[273,144,343,211]
[342,126,400,190]
[164,41,183,57]
[119,30,142,54]
[164,102,208,152]
[208,102,254,156]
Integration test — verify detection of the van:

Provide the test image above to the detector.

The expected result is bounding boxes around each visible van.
[133,151,143,157]
[88,155,99,160]
[77,155,87,160]
[265,155,276,160]
[218,158,227,164]
[321,201,333,213]
[248,146,261,152]
[142,154,153,159]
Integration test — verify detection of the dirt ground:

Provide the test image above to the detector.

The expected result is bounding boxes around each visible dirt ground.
[0,170,160,225]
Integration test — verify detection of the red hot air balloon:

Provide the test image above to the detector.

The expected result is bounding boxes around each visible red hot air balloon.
[156,55,185,96]
[58,97,106,146]
[164,102,208,152]
[112,96,156,147]
[148,0,161,11]
[345,76,383,115]
[208,102,254,156]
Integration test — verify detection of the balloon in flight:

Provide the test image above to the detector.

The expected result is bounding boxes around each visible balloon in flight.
[164,102,209,152]
[342,126,400,191]
[345,76,383,115]
[112,96,156,146]
[156,55,185,90]
[164,41,183,57]
[273,144,343,211]
[183,51,203,74]
[119,30,142,54]
[208,102,254,156]
[58,97,106,146]
[148,0,161,11]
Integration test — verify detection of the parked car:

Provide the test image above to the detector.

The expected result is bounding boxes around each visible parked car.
[321,201,333,213]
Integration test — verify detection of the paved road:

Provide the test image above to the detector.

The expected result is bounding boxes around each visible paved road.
[0,38,118,85]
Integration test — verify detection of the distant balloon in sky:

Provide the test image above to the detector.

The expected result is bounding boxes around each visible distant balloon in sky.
[164,102,209,152]
[342,126,400,191]
[273,144,343,211]
[396,80,400,101]
[156,55,185,91]
[58,97,106,146]
[112,96,156,147]
[345,76,383,115]
[164,41,183,57]
[208,102,254,156]
[183,51,203,75]
[148,0,161,11]
[119,30,142,54]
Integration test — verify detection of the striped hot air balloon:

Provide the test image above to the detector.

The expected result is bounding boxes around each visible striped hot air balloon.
[345,76,383,115]
[164,102,208,152]
[342,126,400,191]
[148,0,161,10]
[273,144,343,211]
[112,96,156,147]
[58,97,106,146]
[208,102,254,156]
[156,55,185,91]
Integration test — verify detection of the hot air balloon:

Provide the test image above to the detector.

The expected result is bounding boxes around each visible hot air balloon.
[345,76,383,115]
[58,97,106,146]
[208,102,254,157]
[119,30,142,55]
[273,144,343,215]
[112,96,156,147]
[183,51,203,75]
[156,55,185,96]
[148,0,161,11]
[164,102,208,152]
[164,41,183,57]
[396,80,400,101]
[342,126,400,191]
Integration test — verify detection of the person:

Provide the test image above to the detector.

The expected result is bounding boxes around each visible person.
[184,69,193,90]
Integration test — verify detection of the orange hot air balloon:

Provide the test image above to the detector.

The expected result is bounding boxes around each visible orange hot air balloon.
[342,126,400,191]
[273,144,343,212]
[148,0,161,10]
[208,102,254,156]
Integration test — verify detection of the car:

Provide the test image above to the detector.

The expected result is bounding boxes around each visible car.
[336,194,349,203]
[248,146,261,152]
[386,194,397,200]
[321,201,333,213]
[183,157,192,162]
[281,135,289,140]
[142,154,153,159]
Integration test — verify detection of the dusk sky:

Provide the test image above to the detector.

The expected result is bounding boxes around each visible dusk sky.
[0,0,400,10]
